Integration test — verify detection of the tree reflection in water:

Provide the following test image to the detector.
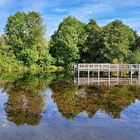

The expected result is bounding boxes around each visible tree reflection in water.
[3,73,54,126]
[0,71,140,126]
[51,74,140,119]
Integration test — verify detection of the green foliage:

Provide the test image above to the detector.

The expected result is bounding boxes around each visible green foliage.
[5,11,53,67]
[0,35,11,53]
[50,16,85,69]
[130,49,140,63]
[80,19,102,62]
[100,20,137,63]
[50,17,140,65]
[0,13,140,71]
[5,12,45,50]
[0,50,24,71]
[0,34,55,72]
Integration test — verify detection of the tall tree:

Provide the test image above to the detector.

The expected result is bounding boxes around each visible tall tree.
[5,11,53,67]
[50,16,85,69]
[100,20,137,63]
[80,19,102,63]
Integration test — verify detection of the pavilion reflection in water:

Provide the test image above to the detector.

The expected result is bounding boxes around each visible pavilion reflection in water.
[74,71,140,85]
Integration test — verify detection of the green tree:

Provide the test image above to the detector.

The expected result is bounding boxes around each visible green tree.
[131,36,140,63]
[129,35,140,52]
[100,20,137,63]
[79,19,102,63]
[0,35,23,70]
[50,16,85,69]
[129,48,140,63]
[5,11,53,67]
[0,35,10,53]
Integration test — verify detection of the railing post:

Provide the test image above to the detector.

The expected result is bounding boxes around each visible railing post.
[117,64,119,84]
[78,64,80,85]
[88,64,89,85]
[130,64,132,85]
[138,64,140,85]
[108,64,110,85]
[98,64,100,85]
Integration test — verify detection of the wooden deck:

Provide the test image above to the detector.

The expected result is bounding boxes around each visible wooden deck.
[75,64,140,72]
[74,64,140,85]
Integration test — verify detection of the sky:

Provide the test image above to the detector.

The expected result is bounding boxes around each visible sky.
[0,0,140,37]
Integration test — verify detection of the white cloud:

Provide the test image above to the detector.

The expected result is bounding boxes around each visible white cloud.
[84,10,94,15]
[54,8,67,13]
[0,0,140,36]
[98,0,140,7]
[68,2,114,22]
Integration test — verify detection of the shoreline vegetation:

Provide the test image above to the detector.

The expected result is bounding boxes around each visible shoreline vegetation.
[0,11,140,72]
[0,65,63,73]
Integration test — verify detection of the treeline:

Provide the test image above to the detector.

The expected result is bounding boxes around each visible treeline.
[0,11,140,71]
[50,16,140,68]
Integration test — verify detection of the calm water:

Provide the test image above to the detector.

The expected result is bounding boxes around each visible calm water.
[0,72,140,140]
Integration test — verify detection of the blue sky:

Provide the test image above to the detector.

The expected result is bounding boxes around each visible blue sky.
[0,0,140,37]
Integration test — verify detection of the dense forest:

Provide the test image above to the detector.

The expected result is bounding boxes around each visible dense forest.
[0,11,140,71]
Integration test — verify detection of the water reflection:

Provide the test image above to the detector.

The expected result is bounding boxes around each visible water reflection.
[75,71,140,85]
[1,73,54,125]
[0,72,140,140]
[5,92,44,125]
[51,81,140,119]
[0,72,140,122]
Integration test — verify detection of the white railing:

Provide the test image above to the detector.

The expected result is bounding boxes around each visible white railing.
[75,64,140,71]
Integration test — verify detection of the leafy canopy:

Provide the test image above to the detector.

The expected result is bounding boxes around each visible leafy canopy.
[5,11,53,67]
[50,16,85,68]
